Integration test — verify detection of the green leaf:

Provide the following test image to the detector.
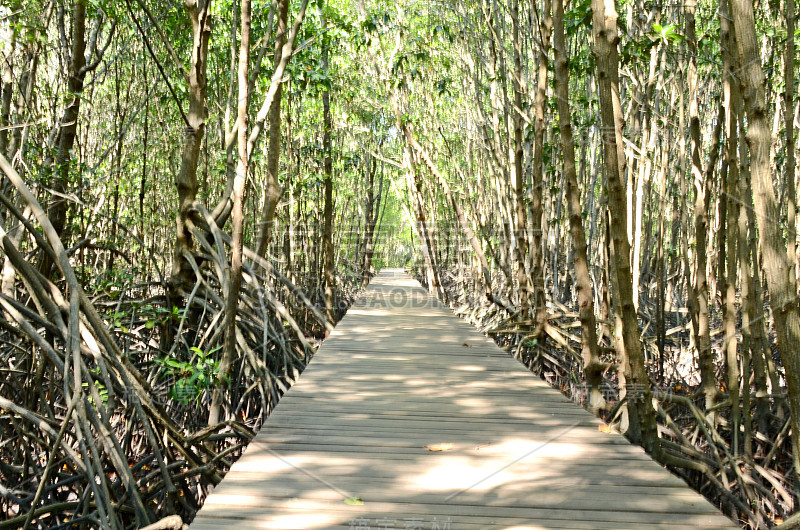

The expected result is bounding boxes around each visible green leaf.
[172,378,198,404]
[651,23,684,44]
[344,496,364,505]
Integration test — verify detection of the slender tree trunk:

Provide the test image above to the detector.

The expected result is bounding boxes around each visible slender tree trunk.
[686,0,717,410]
[511,0,530,319]
[361,160,383,287]
[730,0,800,487]
[321,5,335,321]
[362,157,377,287]
[7,17,41,164]
[169,0,212,294]
[745,163,780,401]
[407,151,443,300]
[108,60,127,273]
[739,129,770,434]
[590,0,658,452]
[42,0,87,277]
[0,17,35,298]
[785,0,796,283]
[0,13,17,157]
[553,0,604,412]
[720,0,742,454]
[530,0,551,337]
[677,84,693,355]
[284,88,296,283]
[140,61,149,241]
[254,0,289,258]
[209,0,250,428]
[722,109,740,456]
[631,43,661,311]
[655,132,670,383]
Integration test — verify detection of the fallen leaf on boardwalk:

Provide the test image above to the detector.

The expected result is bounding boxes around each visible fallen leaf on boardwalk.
[425,443,454,451]
[598,424,612,433]
[344,496,364,506]
[462,342,471,347]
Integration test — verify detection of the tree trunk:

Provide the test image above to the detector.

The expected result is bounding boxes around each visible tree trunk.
[785,0,796,283]
[552,0,604,412]
[361,157,382,287]
[406,150,443,300]
[631,42,662,311]
[253,0,289,259]
[0,13,17,157]
[168,0,212,295]
[686,0,717,410]
[7,17,40,164]
[321,5,335,322]
[590,0,659,452]
[655,131,670,383]
[140,61,149,241]
[720,0,741,454]
[210,0,250,428]
[511,0,530,319]
[42,0,87,277]
[722,108,740,456]
[730,0,800,487]
[530,0,551,337]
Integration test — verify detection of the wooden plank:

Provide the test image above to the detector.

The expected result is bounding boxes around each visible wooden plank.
[277,389,590,405]
[254,424,615,445]
[202,482,723,516]
[261,411,607,431]
[194,499,734,527]
[282,394,582,412]
[191,516,729,530]
[241,443,654,463]
[206,451,690,487]
[261,414,608,434]
[191,269,737,528]
[217,468,690,491]
[274,391,584,408]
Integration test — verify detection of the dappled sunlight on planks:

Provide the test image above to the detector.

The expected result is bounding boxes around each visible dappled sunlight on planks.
[191,269,737,529]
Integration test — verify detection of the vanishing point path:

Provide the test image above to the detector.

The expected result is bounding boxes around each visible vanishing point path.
[191,269,737,529]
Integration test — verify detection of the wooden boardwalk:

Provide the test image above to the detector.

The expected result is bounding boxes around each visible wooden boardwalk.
[191,269,737,529]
